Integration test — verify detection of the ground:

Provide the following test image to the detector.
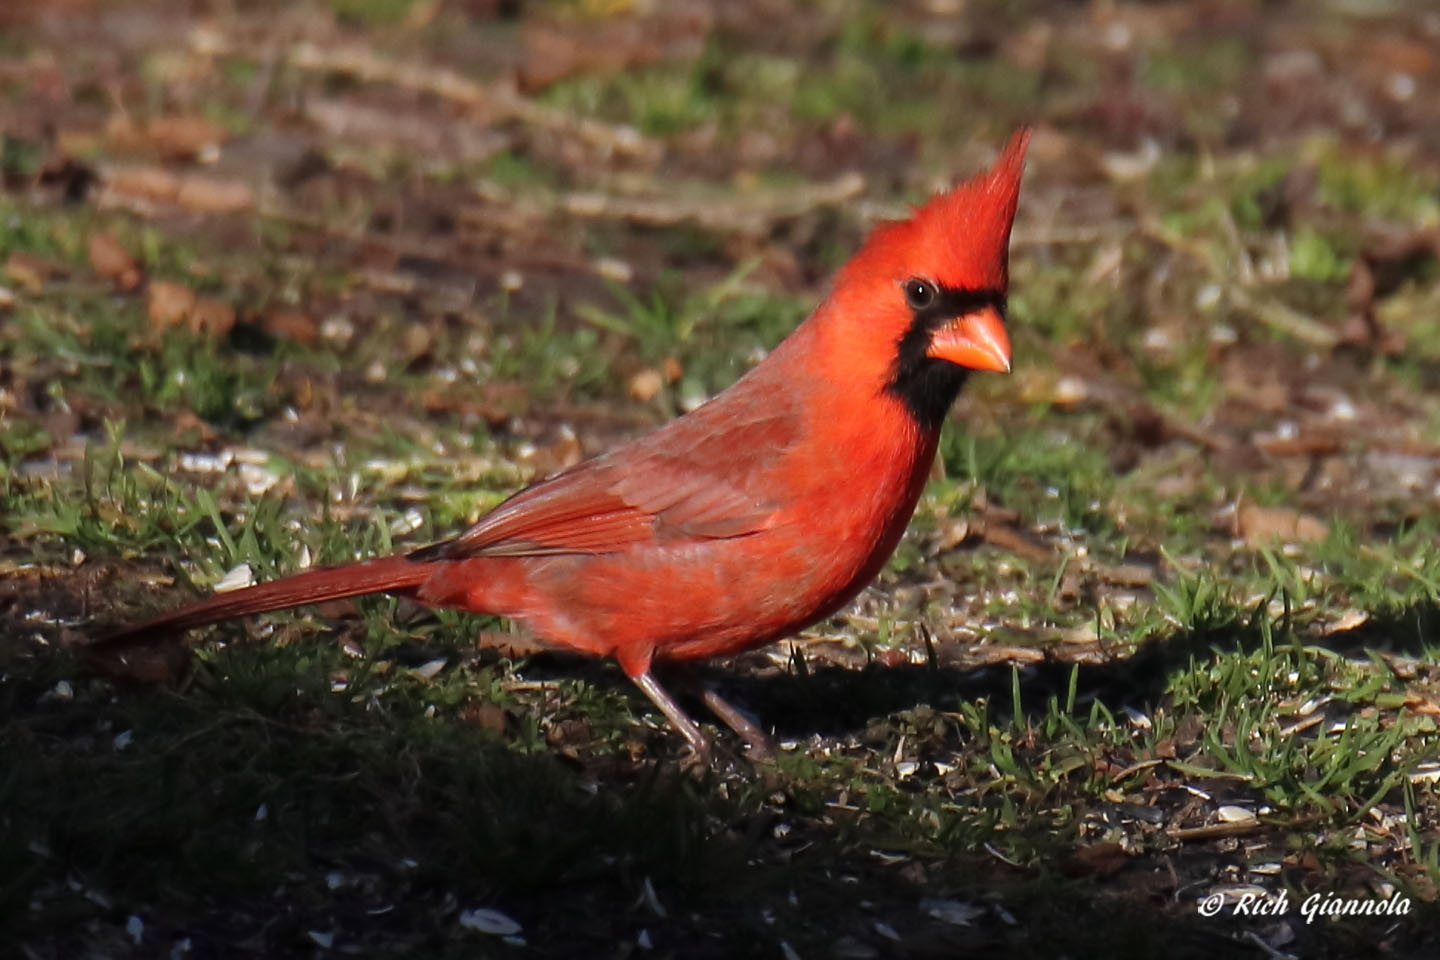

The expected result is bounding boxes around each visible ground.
[2,0,1440,957]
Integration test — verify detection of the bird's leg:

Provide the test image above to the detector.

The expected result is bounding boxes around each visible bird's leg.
[631,671,711,760]
[677,675,775,760]
[700,687,776,760]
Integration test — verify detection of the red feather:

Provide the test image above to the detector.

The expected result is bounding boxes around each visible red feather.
[96,130,1032,756]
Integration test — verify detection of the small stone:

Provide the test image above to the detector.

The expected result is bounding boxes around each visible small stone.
[628,368,664,402]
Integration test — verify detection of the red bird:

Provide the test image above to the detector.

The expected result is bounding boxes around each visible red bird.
[100,130,1029,756]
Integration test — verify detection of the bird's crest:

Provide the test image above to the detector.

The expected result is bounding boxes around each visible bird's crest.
[842,128,1030,294]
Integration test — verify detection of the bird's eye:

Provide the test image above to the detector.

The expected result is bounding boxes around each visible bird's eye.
[903,278,938,310]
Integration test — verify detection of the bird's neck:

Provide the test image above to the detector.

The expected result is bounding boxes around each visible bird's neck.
[884,360,969,433]
[802,296,969,436]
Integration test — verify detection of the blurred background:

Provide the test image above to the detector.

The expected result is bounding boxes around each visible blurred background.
[2,1,1439,957]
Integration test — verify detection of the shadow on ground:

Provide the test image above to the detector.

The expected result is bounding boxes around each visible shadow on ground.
[9,596,1435,958]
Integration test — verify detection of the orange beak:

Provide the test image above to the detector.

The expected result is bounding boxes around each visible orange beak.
[925,305,1012,373]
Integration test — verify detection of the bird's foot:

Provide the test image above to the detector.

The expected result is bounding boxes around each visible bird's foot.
[632,670,713,765]
[697,684,775,761]
[631,669,775,767]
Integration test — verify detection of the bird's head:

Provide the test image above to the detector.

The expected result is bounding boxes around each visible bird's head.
[827,128,1029,429]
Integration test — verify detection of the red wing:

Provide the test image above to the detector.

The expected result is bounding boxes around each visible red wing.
[439,473,658,557]
[428,392,800,560]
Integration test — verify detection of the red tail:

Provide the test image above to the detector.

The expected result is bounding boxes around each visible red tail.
[97,555,434,648]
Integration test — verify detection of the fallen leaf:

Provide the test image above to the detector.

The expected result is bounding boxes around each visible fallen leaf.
[171,410,219,443]
[546,718,594,754]
[5,251,61,293]
[1320,608,1370,635]
[875,647,908,668]
[523,428,584,476]
[459,701,509,735]
[105,165,183,204]
[263,310,319,345]
[140,289,235,338]
[417,387,519,428]
[1343,226,1439,353]
[190,297,236,337]
[1402,693,1440,718]
[146,115,226,161]
[979,521,1053,563]
[1236,504,1329,547]
[147,279,197,331]
[175,175,254,213]
[1360,35,1435,80]
[517,5,712,92]
[1095,562,1154,587]
[1062,842,1129,878]
[88,232,142,291]
[661,355,683,383]
[82,635,193,686]
[1055,559,1084,604]
[401,322,433,361]
[1060,622,1100,646]
[55,127,105,158]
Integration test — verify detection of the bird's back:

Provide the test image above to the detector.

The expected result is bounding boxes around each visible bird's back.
[416,314,941,674]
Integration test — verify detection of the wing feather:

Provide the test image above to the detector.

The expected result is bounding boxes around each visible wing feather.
[426,383,802,560]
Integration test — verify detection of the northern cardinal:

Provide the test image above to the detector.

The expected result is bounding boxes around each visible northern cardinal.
[98,130,1029,756]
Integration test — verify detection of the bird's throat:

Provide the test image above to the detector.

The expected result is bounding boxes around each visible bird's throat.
[885,283,1002,431]
[885,360,970,432]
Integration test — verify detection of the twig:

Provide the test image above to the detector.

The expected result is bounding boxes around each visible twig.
[1228,286,1340,349]
[1165,821,1265,841]
[188,28,659,161]
[561,171,866,235]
